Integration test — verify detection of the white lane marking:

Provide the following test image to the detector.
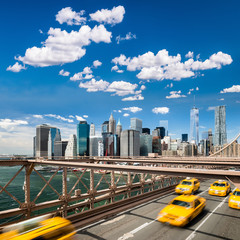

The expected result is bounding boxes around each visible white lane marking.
[185,195,228,240]
[101,215,125,225]
[198,188,209,195]
[118,219,156,240]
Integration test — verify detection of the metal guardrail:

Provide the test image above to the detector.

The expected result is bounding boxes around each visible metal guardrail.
[0,162,181,227]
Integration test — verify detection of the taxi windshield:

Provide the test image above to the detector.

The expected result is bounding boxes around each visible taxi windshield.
[181,181,192,186]
[212,183,226,187]
[171,200,191,208]
[233,191,240,196]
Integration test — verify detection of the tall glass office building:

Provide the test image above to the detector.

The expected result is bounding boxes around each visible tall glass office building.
[160,120,168,136]
[190,107,199,145]
[214,106,227,146]
[130,118,142,133]
[77,121,90,156]
[48,127,61,159]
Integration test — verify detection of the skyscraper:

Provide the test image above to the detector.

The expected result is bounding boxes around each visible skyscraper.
[33,136,36,157]
[190,107,199,145]
[182,134,188,142]
[214,106,227,146]
[54,141,68,158]
[130,118,142,133]
[109,113,116,134]
[101,121,109,134]
[90,136,102,156]
[90,123,95,136]
[120,130,140,157]
[65,134,77,159]
[36,124,52,157]
[142,128,150,135]
[77,121,90,156]
[208,128,214,153]
[140,134,152,156]
[98,141,104,156]
[116,119,122,136]
[48,127,61,159]
[160,120,168,136]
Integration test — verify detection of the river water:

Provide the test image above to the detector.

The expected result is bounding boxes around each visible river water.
[0,165,133,224]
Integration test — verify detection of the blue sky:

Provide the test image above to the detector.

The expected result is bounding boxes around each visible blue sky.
[0,0,240,154]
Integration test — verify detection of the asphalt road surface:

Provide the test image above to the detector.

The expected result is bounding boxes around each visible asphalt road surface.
[74,179,240,240]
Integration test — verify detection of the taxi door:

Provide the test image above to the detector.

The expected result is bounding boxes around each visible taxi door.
[192,199,203,219]
[193,180,200,192]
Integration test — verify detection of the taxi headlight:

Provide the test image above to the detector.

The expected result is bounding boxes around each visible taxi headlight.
[230,200,239,203]
[176,216,187,222]
[158,212,167,218]
[176,187,180,190]
[219,190,226,193]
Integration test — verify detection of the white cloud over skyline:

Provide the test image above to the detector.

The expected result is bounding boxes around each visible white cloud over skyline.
[122,94,144,101]
[122,107,142,113]
[166,90,186,99]
[93,60,102,68]
[220,85,240,93]
[16,24,112,67]
[7,62,26,72]
[56,7,86,26]
[89,6,125,25]
[112,50,232,81]
[116,32,136,44]
[59,69,70,76]
[152,107,169,114]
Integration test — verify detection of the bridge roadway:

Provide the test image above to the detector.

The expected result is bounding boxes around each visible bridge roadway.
[74,179,240,240]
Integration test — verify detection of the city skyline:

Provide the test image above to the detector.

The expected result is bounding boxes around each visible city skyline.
[1,0,240,154]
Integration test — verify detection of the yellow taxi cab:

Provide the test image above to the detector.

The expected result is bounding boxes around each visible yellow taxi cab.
[175,177,200,195]
[229,188,240,209]
[0,215,76,240]
[157,194,206,227]
[208,180,231,196]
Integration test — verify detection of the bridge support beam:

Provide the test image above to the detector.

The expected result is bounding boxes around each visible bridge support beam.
[62,167,68,217]
[226,176,240,189]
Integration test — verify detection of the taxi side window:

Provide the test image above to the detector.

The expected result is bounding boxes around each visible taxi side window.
[195,199,201,208]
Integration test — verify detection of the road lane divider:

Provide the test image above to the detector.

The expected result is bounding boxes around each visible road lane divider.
[118,219,156,240]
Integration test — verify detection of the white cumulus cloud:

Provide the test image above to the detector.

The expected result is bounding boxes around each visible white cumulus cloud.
[70,66,93,81]
[75,115,86,121]
[112,50,232,81]
[0,119,28,129]
[56,7,86,25]
[220,85,240,93]
[116,32,136,44]
[16,24,112,67]
[106,81,138,96]
[59,69,70,76]
[166,90,186,99]
[44,114,74,123]
[122,107,142,113]
[111,65,124,73]
[7,62,26,72]
[152,107,169,114]
[79,78,110,92]
[122,94,144,101]
[185,51,194,58]
[33,115,43,119]
[90,6,125,25]
[123,113,129,117]
[93,60,102,68]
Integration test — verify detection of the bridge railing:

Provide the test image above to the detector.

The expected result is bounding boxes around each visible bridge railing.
[0,161,181,226]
